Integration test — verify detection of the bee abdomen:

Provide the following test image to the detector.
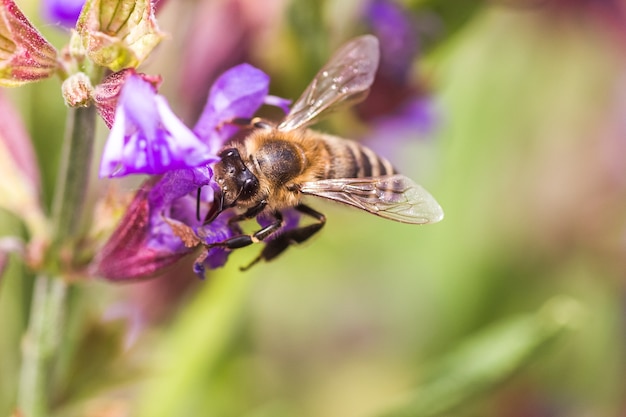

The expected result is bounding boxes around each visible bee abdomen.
[324,139,395,179]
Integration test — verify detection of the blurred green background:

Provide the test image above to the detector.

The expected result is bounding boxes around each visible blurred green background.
[1,0,626,416]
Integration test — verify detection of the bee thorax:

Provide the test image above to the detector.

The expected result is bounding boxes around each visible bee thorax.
[254,139,304,185]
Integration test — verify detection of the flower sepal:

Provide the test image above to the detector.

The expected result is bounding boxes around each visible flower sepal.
[89,182,195,281]
[0,0,59,86]
[76,0,166,71]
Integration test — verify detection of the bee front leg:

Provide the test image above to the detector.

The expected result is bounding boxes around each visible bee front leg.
[241,204,326,271]
[209,210,283,250]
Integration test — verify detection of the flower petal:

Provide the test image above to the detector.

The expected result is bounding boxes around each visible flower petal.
[145,167,213,252]
[264,94,292,114]
[93,69,162,129]
[193,63,270,152]
[99,75,218,177]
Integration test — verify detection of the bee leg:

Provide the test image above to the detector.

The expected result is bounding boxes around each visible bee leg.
[240,204,326,271]
[227,200,267,225]
[210,211,283,250]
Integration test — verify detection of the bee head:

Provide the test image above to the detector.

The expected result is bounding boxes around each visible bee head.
[212,147,260,210]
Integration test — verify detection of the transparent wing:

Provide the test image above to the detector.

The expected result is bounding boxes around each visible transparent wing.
[300,175,444,224]
[278,35,380,132]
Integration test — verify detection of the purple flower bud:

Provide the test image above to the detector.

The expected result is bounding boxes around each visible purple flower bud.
[99,75,218,177]
[41,0,85,28]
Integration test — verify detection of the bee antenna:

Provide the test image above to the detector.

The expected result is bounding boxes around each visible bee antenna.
[196,187,202,222]
[203,189,225,225]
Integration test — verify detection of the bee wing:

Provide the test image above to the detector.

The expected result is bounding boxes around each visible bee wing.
[277,35,380,132]
[300,175,444,224]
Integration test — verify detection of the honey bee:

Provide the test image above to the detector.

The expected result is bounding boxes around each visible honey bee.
[203,35,444,270]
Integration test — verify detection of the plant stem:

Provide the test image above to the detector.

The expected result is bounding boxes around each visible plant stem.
[17,275,67,417]
[51,106,97,243]
[18,106,97,417]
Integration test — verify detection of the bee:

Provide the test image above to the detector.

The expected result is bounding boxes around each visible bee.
[203,35,444,270]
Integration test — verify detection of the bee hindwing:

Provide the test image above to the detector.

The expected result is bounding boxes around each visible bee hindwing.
[300,175,444,224]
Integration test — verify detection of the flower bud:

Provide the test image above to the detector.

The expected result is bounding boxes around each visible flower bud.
[0,0,59,86]
[75,0,166,71]
[61,71,94,107]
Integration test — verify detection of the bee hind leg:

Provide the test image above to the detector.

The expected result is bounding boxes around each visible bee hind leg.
[241,204,326,271]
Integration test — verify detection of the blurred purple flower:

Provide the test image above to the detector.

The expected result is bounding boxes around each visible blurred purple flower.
[371,97,438,137]
[99,75,218,177]
[41,0,85,28]
[366,0,419,81]
[359,0,438,141]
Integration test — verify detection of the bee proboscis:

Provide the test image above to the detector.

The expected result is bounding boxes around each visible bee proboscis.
[204,35,444,270]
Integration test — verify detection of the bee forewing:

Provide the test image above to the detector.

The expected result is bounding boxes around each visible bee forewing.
[300,175,444,224]
[278,35,380,132]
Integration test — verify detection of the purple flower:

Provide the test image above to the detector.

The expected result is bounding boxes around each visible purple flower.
[42,0,85,28]
[94,63,285,280]
[99,75,218,177]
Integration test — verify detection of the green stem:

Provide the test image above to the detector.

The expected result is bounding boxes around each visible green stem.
[18,106,97,417]
[51,106,97,243]
[17,275,67,417]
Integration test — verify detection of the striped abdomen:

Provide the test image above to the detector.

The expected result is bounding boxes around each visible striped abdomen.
[320,134,396,179]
